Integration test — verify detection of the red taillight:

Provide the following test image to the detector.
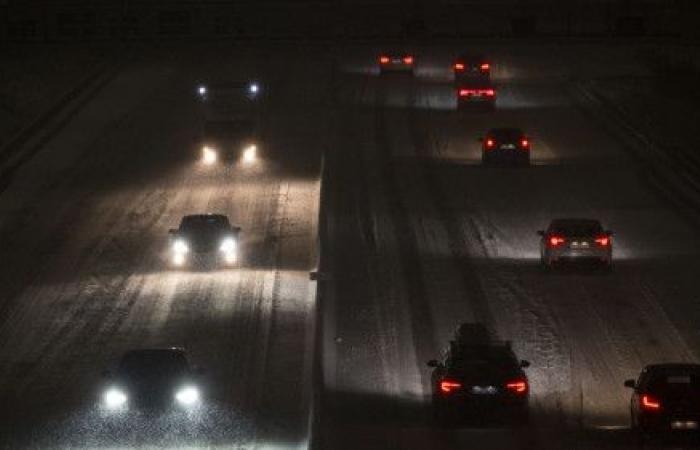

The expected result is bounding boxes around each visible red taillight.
[440,379,462,394]
[641,394,661,411]
[549,236,565,247]
[380,56,390,64]
[454,63,465,71]
[506,379,528,394]
[485,89,495,97]
[403,56,414,65]
[485,138,495,148]
[458,89,470,97]
[520,139,529,148]
[594,236,610,246]
[481,63,490,71]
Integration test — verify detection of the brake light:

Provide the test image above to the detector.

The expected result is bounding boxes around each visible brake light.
[506,379,528,394]
[454,63,465,71]
[485,89,495,97]
[520,139,529,148]
[403,56,414,65]
[481,63,490,71]
[594,236,610,246]
[641,394,661,410]
[459,89,471,97]
[549,236,565,247]
[485,138,495,148]
[380,56,390,64]
[440,379,462,394]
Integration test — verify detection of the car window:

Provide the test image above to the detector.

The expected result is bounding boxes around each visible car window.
[646,372,700,395]
[119,352,189,378]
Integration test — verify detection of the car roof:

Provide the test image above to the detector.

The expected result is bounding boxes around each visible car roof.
[549,218,602,227]
[456,53,486,61]
[488,128,524,136]
[645,363,700,372]
[182,213,229,222]
[122,347,186,358]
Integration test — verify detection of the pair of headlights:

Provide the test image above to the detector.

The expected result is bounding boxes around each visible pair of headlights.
[201,145,257,165]
[103,386,200,410]
[171,238,237,265]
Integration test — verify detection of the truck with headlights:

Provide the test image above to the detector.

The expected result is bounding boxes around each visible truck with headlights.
[196,80,262,165]
[168,214,241,268]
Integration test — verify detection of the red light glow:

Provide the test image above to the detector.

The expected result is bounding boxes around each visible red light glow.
[549,236,565,247]
[481,63,490,71]
[506,380,528,394]
[440,380,462,394]
[486,138,495,148]
[380,56,390,64]
[485,89,495,96]
[595,236,610,246]
[403,56,414,65]
[454,63,465,71]
[521,139,529,148]
[641,394,661,410]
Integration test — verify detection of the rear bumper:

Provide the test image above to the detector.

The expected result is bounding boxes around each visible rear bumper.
[483,150,529,164]
[545,248,611,264]
[379,64,414,74]
[457,97,495,110]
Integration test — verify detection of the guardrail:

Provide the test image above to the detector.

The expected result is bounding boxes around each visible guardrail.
[1,1,696,42]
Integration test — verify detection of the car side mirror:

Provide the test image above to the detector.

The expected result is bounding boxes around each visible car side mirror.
[537,230,544,236]
[168,228,177,234]
[520,360,531,368]
[427,359,441,368]
[624,379,636,388]
[234,226,242,233]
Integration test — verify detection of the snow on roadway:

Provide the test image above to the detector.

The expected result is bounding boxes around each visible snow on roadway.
[0,44,327,448]
[320,43,700,450]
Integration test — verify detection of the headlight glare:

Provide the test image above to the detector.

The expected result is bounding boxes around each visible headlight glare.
[103,388,127,409]
[173,239,189,254]
[175,386,200,406]
[220,237,236,253]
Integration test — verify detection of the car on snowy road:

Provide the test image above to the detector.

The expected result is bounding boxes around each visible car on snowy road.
[453,54,490,81]
[99,348,204,416]
[480,128,530,165]
[625,364,700,442]
[168,214,241,268]
[428,325,530,425]
[538,218,613,269]
[196,80,261,165]
[378,51,415,75]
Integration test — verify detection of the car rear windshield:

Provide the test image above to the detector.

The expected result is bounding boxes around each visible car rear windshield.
[647,372,700,396]
[550,221,602,236]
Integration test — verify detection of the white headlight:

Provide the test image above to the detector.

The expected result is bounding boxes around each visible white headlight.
[103,388,127,409]
[202,146,217,165]
[175,386,200,406]
[197,85,207,96]
[249,83,259,94]
[242,145,257,164]
[220,237,236,253]
[173,239,189,254]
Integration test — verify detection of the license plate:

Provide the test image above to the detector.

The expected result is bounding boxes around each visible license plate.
[471,386,498,395]
[500,144,516,149]
[572,241,589,247]
[392,59,402,64]
[671,420,699,430]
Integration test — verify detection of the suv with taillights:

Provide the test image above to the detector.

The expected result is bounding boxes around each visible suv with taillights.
[480,128,530,165]
[453,54,490,81]
[456,80,496,111]
[538,218,613,269]
[378,51,415,75]
[427,327,530,426]
[625,364,700,442]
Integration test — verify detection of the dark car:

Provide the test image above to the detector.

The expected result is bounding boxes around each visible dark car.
[378,51,415,75]
[196,80,261,165]
[168,214,241,268]
[626,364,700,441]
[428,325,530,425]
[481,128,530,165]
[99,348,203,415]
[456,80,496,111]
[538,218,613,269]
[453,54,490,81]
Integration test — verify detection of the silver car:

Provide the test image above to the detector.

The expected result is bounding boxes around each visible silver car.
[538,218,613,269]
